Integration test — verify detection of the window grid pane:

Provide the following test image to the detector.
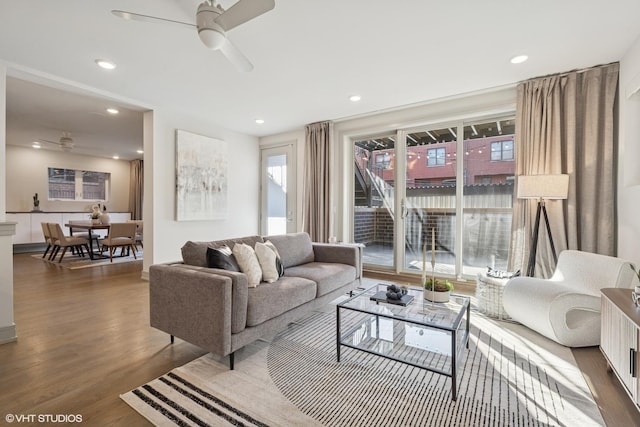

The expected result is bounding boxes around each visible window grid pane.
[48,167,110,201]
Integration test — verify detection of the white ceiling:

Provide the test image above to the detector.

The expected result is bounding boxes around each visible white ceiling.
[6,77,145,160]
[2,0,640,157]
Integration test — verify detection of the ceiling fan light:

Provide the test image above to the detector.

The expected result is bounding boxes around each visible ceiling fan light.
[198,28,226,50]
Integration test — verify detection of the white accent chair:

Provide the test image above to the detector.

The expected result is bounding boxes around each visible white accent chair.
[503,250,635,347]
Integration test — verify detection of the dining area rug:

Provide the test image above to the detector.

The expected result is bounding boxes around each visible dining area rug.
[121,305,603,426]
[32,248,143,270]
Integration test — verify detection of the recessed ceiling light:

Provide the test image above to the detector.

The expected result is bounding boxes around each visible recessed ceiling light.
[112,155,120,160]
[32,142,41,149]
[95,59,117,70]
[349,95,362,102]
[106,108,119,114]
[255,119,265,124]
[136,150,144,154]
[510,55,528,64]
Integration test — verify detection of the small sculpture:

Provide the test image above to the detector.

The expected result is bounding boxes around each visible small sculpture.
[386,284,405,301]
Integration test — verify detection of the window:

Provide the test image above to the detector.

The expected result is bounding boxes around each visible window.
[491,140,514,161]
[48,168,110,201]
[375,152,391,169]
[352,116,515,279]
[462,118,515,276]
[427,147,445,166]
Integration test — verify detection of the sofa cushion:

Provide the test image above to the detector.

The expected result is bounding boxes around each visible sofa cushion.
[206,245,240,272]
[265,232,314,268]
[182,235,264,267]
[246,276,317,327]
[233,243,262,288]
[285,262,357,297]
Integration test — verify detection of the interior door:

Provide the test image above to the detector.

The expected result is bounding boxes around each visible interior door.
[261,144,296,235]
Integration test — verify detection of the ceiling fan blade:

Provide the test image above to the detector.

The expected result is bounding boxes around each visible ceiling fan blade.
[38,138,60,145]
[215,0,275,32]
[111,10,196,31]
[219,39,254,72]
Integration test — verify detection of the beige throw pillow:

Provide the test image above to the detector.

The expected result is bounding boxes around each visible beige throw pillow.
[232,243,262,288]
[255,242,279,283]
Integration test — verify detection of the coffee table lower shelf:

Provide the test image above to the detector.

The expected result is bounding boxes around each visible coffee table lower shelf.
[336,285,470,401]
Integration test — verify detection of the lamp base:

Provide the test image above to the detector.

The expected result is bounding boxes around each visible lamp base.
[526,200,558,277]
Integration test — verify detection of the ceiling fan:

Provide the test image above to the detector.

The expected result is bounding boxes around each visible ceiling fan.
[112,0,275,72]
[37,132,75,152]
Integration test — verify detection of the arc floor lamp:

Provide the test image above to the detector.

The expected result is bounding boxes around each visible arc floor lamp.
[517,174,569,277]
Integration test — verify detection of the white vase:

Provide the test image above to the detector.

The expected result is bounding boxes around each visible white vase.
[99,212,110,225]
[423,289,450,303]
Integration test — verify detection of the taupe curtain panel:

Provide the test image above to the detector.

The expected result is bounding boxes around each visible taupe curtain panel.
[509,63,619,277]
[302,121,333,242]
[129,159,144,220]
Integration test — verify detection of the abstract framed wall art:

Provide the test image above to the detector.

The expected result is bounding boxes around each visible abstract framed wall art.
[175,129,228,221]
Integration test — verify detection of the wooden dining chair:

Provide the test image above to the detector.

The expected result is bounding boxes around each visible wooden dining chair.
[100,222,138,263]
[40,222,54,259]
[46,223,60,260]
[128,220,143,251]
[48,223,90,263]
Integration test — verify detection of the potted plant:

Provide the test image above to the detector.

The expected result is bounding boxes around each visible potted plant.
[424,277,454,302]
[32,193,40,211]
[91,211,101,225]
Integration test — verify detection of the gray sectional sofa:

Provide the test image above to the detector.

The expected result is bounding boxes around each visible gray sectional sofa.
[149,232,362,368]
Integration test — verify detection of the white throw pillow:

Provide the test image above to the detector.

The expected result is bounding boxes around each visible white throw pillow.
[232,243,262,288]
[264,240,285,277]
[255,242,279,283]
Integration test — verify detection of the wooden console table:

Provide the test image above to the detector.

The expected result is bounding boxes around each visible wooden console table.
[601,288,640,408]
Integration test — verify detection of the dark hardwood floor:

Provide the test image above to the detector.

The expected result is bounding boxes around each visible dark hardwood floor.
[1,253,206,426]
[1,253,639,426]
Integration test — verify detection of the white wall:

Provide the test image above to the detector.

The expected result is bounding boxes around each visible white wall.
[0,63,17,343]
[5,145,131,213]
[618,35,640,263]
[150,108,260,265]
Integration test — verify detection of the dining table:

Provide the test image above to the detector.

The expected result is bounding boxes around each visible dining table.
[65,222,110,260]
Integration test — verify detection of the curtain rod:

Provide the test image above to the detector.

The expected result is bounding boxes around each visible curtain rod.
[520,61,619,84]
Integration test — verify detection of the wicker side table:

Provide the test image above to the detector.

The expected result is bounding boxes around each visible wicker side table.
[475,273,511,320]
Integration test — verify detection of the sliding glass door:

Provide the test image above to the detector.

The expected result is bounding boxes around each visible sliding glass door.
[352,116,515,279]
[460,119,515,275]
[402,126,458,277]
[353,134,397,269]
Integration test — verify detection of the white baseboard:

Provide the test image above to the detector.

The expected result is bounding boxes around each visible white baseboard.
[0,324,17,344]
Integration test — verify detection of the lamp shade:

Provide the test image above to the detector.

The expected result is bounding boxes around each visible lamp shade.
[517,174,569,200]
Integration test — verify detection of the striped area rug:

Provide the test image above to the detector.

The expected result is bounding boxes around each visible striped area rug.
[122,308,603,426]
[267,311,603,426]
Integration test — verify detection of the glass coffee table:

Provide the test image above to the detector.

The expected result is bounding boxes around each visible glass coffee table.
[336,283,470,400]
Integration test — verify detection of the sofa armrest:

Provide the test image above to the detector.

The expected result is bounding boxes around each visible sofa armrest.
[150,264,236,356]
[312,243,363,278]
